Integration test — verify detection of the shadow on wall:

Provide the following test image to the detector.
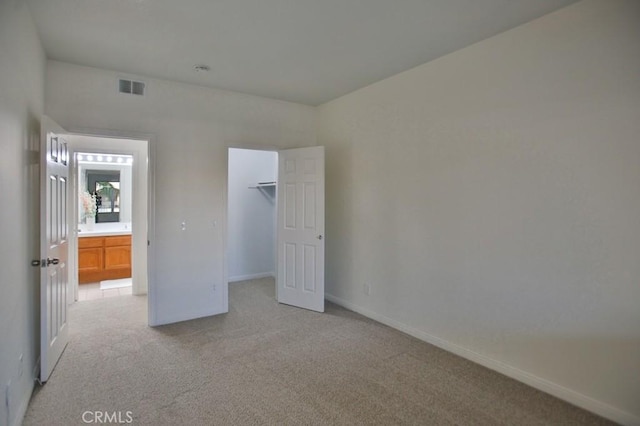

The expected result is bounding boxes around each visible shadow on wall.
[28,110,42,375]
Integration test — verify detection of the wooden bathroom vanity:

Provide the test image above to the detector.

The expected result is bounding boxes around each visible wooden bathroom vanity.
[78,234,132,284]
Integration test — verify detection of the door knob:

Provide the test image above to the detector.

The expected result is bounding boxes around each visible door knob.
[46,258,60,266]
[317,235,323,240]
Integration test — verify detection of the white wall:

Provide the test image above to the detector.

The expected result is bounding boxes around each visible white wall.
[0,1,45,425]
[45,61,317,325]
[318,0,640,423]
[228,148,277,282]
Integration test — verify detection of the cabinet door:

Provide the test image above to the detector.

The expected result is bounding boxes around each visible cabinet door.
[78,247,104,284]
[104,246,131,270]
[79,248,103,272]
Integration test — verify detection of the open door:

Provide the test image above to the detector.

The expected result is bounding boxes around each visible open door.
[277,146,325,312]
[39,117,70,382]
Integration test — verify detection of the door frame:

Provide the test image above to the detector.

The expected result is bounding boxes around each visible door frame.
[223,144,281,307]
[62,127,157,326]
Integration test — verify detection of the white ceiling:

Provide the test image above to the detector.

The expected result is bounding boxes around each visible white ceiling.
[26,0,578,105]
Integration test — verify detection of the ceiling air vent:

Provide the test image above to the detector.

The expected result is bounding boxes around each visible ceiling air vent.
[118,78,145,96]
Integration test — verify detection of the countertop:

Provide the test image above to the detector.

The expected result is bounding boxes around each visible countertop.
[78,222,132,238]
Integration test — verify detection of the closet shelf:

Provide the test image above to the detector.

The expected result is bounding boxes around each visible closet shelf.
[249,181,276,200]
[248,181,276,189]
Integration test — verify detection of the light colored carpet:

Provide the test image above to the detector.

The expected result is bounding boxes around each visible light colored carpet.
[99,278,133,290]
[24,278,612,425]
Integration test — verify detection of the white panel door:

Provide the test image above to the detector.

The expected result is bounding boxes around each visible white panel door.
[40,118,70,382]
[277,146,325,312]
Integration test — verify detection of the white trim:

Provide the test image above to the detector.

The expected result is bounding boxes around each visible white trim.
[228,272,275,283]
[146,136,157,326]
[325,293,640,426]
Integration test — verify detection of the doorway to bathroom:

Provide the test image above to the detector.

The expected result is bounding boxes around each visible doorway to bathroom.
[76,151,134,301]
[67,134,150,305]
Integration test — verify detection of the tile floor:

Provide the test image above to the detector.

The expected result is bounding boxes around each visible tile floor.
[78,282,133,301]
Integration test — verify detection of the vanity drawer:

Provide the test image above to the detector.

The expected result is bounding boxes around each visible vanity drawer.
[78,237,104,249]
[104,235,132,247]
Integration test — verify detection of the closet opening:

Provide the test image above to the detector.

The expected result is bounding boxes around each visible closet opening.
[226,148,278,295]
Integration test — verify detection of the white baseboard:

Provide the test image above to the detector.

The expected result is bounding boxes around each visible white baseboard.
[325,293,639,426]
[228,272,274,283]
